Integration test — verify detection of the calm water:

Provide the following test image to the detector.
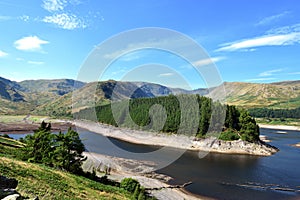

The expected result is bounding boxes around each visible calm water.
[8,128,300,200]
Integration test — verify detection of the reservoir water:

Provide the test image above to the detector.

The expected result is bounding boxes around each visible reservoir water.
[9,128,300,200]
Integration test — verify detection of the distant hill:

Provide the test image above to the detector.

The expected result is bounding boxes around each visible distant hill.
[0,77,25,102]
[0,76,299,116]
[210,81,300,109]
[0,77,85,114]
[19,79,85,95]
[35,80,202,116]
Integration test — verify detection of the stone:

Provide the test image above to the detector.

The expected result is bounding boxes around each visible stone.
[0,176,18,189]
[1,193,20,200]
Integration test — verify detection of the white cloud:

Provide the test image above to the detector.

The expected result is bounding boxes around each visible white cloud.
[19,15,30,22]
[0,50,8,57]
[245,77,276,82]
[216,32,300,52]
[259,69,284,77]
[27,61,45,65]
[158,73,174,77]
[42,13,86,30]
[256,11,290,26]
[192,56,225,67]
[42,0,67,12]
[14,36,49,51]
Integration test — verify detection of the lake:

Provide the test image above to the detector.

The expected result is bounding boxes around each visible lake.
[8,128,300,200]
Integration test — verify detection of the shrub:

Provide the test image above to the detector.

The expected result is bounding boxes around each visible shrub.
[120,178,140,193]
[219,129,240,141]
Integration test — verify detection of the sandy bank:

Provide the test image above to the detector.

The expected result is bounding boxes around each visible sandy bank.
[259,124,300,131]
[73,120,278,156]
[82,152,213,200]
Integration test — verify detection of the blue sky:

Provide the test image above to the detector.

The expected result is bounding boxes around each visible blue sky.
[0,0,299,89]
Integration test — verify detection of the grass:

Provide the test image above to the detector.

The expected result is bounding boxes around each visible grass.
[0,115,49,123]
[0,139,132,200]
[256,118,300,127]
[0,115,63,123]
[0,135,25,148]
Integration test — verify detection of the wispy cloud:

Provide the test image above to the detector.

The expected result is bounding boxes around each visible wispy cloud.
[41,0,89,30]
[259,68,284,77]
[42,13,86,30]
[245,77,276,82]
[19,15,30,22]
[287,72,300,75]
[192,56,225,67]
[14,36,49,52]
[116,51,143,62]
[0,50,8,57]
[216,24,300,52]
[216,33,300,52]
[158,73,174,77]
[27,61,45,65]
[256,11,290,26]
[42,0,67,12]
[16,58,24,61]
[0,15,12,21]
[267,23,300,35]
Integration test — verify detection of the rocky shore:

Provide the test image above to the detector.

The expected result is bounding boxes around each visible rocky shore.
[82,152,212,200]
[192,137,279,156]
[73,120,279,156]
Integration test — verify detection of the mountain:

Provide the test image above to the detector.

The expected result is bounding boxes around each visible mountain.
[0,77,25,102]
[35,80,194,116]
[19,79,85,95]
[210,81,300,109]
[0,77,85,115]
[0,76,299,116]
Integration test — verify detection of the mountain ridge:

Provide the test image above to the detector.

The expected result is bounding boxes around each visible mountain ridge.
[0,76,299,115]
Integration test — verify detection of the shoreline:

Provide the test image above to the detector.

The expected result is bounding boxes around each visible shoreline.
[1,120,281,199]
[258,124,300,131]
[0,121,74,134]
[73,120,279,156]
[83,152,214,200]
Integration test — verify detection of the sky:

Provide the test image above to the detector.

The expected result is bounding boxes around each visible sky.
[0,0,300,89]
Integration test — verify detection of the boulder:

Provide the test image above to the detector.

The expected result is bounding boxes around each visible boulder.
[2,193,20,200]
[0,176,18,189]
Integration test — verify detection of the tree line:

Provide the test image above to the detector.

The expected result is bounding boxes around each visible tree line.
[248,107,300,119]
[76,94,260,142]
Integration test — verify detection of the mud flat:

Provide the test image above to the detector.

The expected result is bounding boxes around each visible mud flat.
[83,152,214,200]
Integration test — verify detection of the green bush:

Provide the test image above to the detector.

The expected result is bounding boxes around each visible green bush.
[120,178,140,193]
[219,129,240,141]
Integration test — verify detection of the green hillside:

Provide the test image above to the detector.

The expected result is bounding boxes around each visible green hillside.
[0,77,85,115]
[0,135,131,200]
[210,81,300,109]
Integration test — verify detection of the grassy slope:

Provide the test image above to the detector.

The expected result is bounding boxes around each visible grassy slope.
[211,81,300,109]
[255,118,300,126]
[0,137,131,200]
